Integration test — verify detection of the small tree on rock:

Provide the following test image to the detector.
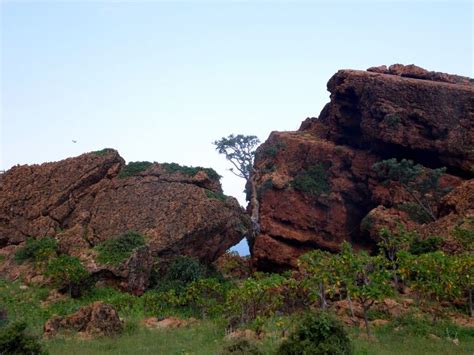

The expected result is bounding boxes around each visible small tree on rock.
[214,134,261,237]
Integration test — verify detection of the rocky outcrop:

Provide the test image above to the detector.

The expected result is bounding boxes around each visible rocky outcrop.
[44,302,122,338]
[252,65,473,270]
[0,150,250,292]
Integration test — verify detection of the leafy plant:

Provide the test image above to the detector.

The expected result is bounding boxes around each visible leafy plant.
[0,322,46,354]
[225,274,284,324]
[162,162,221,181]
[117,161,153,178]
[398,251,473,319]
[378,226,416,288]
[14,236,57,264]
[164,255,209,286]
[292,164,330,196]
[398,202,432,224]
[372,158,448,222]
[277,311,353,355]
[92,148,115,157]
[452,218,474,252]
[205,190,227,202]
[45,255,90,298]
[96,231,146,265]
[337,242,393,336]
[382,113,401,128]
[257,141,286,159]
[409,236,442,255]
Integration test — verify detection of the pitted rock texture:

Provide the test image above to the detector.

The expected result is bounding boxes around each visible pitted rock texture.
[0,150,250,292]
[252,65,473,271]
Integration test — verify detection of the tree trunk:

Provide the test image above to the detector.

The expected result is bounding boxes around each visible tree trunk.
[347,293,355,319]
[362,303,371,337]
[319,282,327,309]
[469,288,473,317]
[250,175,260,236]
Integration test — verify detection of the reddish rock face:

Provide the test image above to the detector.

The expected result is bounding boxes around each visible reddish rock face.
[0,150,250,292]
[252,65,472,270]
[313,69,474,174]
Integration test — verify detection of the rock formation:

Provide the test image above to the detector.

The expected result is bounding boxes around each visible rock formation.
[0,150,251,293]
[44,302,122,338]
[252,64,473,271]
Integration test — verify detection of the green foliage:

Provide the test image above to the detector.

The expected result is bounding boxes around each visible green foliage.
[92,148,115,157]
[205,189,227,202]
[292,164,330,196]
[225,274,285,324]
[214,134,260,181]
[95,231,146,265]
[452,218,474,252]
[398,202,432,224]
[382,113,401,128]
[162,162,221,181]
[0,322,46,354]
[409,236,442,255]
[15,236,58,264]
[220,337,263,355]
[45,255,90,298]
[185,278,229,319]
[257,141,286,159]
[277,311,353,355]
[117,161,153,178]
[398,251,473,313]
[164,255,209,286]
[372,158,448,222]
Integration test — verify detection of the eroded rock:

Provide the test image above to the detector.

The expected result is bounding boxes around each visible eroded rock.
[43,302,122,338]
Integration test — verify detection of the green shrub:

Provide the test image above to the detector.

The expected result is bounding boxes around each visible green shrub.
[0,322,46,354]
[257,141,286,159]
[46,255,90,298]
[117,161,153,178]
[205,190,227,202]
[409,236,442,255]
[165,255,208,286]
[220,337,263,355]
[96,231,146,265]
[225,274,285,324]
[277,311,353,355]
[382,113,401,128]
[92,148,115,156]
[14,236,57,264]
[452,218,474,252]
[292,164,330,196]
[162,162,221,181]
[398,202,432,224]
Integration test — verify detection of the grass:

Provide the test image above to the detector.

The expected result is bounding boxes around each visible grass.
[1,277,473,354]
[46,321,225,355]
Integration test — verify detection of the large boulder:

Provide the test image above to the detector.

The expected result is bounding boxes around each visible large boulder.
[252,65,473,270]
[0,150,251,292]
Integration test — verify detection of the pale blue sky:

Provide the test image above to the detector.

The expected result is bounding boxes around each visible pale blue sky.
[1,0,472,254]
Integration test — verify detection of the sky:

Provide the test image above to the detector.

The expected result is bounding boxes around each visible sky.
[1,0,472,255]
